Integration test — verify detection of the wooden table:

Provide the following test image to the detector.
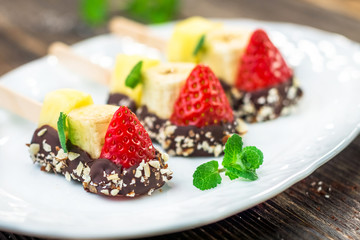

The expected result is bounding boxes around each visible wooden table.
[0,0,359,239]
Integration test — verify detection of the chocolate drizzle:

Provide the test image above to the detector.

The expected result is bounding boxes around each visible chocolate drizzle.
[28,125,172,197]
[107,93,137,113]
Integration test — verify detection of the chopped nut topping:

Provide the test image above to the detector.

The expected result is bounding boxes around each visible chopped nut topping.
[42,139,51,152]
[29,143,40,155]
[148,160,160,169]
[68,152,80,161]
[144,163,151,178]
[45,163,51,172]
[107,174,120,181]
[101,189,110,195]
[135,169,142,178]
[75,162,84,176]
[56,149,68,160]
[111,189,119,196]
[65,172,71,182]
[147,188,155,196]
[126,191,135,197]
[37,128,47,137]
[55,162,63,172]
[161,152,169,162]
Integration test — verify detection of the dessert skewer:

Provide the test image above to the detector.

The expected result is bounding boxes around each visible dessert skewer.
[109,17,167,52]
[48,45,248,157]
[0,86,172,197]
[49,42,111,85]
[0,83,42,123]
[109,17,303,123]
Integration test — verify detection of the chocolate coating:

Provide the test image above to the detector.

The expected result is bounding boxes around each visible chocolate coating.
[28,125,172,197]
[228,77,303,122]
[136,107,247,157]
[159,119,246,157]
[107,93,137,113]
[136,106,167,143]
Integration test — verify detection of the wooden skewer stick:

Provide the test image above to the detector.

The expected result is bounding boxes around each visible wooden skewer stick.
[0,83,42,123]
[48,42,111,86]
[109,17,167,52]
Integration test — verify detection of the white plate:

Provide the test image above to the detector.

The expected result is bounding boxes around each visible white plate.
[0,19,360,239]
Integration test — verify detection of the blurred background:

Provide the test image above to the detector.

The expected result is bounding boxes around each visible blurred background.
[0,0,359,76]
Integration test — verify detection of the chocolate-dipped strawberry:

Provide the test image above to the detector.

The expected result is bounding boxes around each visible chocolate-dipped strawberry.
[229,29,303,122]
[28,89,172,197]
[158,64,247,157]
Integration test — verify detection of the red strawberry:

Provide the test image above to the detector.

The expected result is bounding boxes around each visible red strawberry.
[235,29,293,92]
[170,65,234,128]
[100,106,155,168]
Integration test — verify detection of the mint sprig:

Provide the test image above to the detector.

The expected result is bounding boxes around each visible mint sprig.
[193,160,223,190]
[125,61,143,89]
[193,134,264,190]
[193,34,205,56]
[57,112,68,153]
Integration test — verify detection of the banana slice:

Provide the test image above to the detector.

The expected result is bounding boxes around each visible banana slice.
[141,62,195,119]
[67,104,119,159]
[202,28,251,86]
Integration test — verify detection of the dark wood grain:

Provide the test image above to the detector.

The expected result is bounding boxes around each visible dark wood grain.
[0,0,359,239]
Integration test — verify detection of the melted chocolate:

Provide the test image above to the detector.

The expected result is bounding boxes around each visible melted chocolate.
[228,77,303,122]
[107,93,137,113]
[159,119,245,157]
[136,106,167,143]
[29,125,172,197]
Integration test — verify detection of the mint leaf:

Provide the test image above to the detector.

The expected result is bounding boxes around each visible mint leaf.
[225,166,258,181]
[222,134,243,168]
[57,112,68,153]
[193,34,205,56]
[241,146,264,170]
[125,61,143,89]
[223,145,263,181]
[193,160,222,190]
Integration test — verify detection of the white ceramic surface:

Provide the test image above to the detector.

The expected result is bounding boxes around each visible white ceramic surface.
[0,19,360,239]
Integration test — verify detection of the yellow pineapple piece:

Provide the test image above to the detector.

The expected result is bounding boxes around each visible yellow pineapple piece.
[67,104,119,159]
[38,89,93,129]
[110,55,160,106]
[167,16,222,63]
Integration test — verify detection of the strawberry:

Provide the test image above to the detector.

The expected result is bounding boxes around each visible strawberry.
[235,29,293,92]
[100,106,155,168]
[170,65,234,128]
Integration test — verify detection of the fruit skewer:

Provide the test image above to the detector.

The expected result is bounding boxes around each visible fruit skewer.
[0,85,172,197]
[110,17,303,123]
[0,83,42,123]
[48,44,248,157]
[109,17,167,52]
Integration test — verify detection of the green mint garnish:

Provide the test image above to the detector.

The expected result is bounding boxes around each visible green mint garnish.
[57,112,68,153]
[193,160,222,190]
[222,134,243,168]
[193,34,205,56]
[125,61,143,89]
[193,134,264,190]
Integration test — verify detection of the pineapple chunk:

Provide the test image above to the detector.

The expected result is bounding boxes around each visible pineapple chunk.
[201,28,251,86]
[67,104,119,159]
[110,55,160,106]
[167,17,222,63]
[38,89,93,129]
